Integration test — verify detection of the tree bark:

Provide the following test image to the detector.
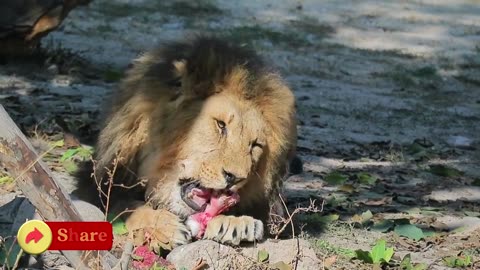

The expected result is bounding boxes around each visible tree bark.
[0,105,89,269]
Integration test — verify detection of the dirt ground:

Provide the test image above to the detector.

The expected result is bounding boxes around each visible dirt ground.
[1,0,479,269]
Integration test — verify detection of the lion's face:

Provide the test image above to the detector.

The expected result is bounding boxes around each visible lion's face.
[175,92,267,212]
[141,56,295,218]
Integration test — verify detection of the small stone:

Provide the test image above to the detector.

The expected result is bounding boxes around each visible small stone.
[72,199,105,221]
[47,64,59,75]
[447,135,474,149]
[167,239,321,270]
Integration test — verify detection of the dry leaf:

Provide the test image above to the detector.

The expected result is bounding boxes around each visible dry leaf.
[63,132,81,148]
[361,197,392,206]
[338,184,355,193]
[324,255,337,268]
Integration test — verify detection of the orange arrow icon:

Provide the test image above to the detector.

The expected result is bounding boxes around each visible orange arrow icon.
[25,227,44,244]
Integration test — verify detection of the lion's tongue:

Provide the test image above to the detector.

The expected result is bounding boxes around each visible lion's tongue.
[190,188,210,208]
[187,192,240,239]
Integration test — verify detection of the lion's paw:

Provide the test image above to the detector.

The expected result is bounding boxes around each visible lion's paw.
[203,215,263,245]
[126,206,192,250]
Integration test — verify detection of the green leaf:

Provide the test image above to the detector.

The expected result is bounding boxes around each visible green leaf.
[371,220,395,233]
[443,255,472,267]
[422,229,436,238]
[111,216,129,235]
[400,254,413,269]
[393,218,411,225]
[356,172,377,185]
[394,224,425,241]
[318,214,339,224]
[383,247,394,263]
[60,148,80,162]
[52,139,65,147]
[325,194,348,207]
[428,165,463,177]
[370,240,386,264]
[400,254,426,270]
[354,249,372,264]
[62,160,78,175]
[77,146,94,160]
[0,237,22,268]
[257,249,269,263]
[361,210,373,222]
[324,172,348,185]
[0,176,14,185]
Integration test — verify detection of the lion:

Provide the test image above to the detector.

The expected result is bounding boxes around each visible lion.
[75,36,298,250]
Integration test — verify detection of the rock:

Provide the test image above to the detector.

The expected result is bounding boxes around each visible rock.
[47,64,59,75]
[447,135,474,149]
[167,240,239,269]
[424,186,480,202]
[242,239,321,270]
[72,199,105,221]
[167,239,321,270]
[435,216,480,235]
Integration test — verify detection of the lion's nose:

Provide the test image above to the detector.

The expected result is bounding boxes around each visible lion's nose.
[222,169,237,185]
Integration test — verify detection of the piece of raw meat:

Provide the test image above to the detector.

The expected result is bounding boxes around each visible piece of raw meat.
[186,191,240,239]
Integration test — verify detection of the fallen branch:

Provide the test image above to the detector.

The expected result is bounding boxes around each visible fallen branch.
[0,105,107,269]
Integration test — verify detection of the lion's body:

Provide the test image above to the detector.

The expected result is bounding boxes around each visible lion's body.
[77,37,297,248]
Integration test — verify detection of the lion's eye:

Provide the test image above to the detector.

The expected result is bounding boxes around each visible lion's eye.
[216,120,227,135]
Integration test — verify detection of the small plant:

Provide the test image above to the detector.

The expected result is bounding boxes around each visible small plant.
[400,254,427,270]
[60,145,94,175]
[354,239,394,266]
[0,175,14,185]
[324,171,348,185]
[313,240,356,258]
[443,254,472,268]
[60,145,94,162]
[257,249,269,263]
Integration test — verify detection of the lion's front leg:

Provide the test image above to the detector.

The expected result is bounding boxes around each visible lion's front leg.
[203,215,264,245]
[126,205,192,250]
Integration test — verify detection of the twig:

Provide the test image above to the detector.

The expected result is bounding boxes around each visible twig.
[278,193,295,238]
[110,241,134,270]
[294,237,300,270]
[273,197,321,239]
[108,208,136,224]
[104,158,120,220]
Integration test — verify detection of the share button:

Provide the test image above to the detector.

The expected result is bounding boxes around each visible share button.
[17,220,53,255]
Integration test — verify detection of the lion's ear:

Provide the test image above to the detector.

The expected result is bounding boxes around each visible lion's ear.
[172,58,214,99]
